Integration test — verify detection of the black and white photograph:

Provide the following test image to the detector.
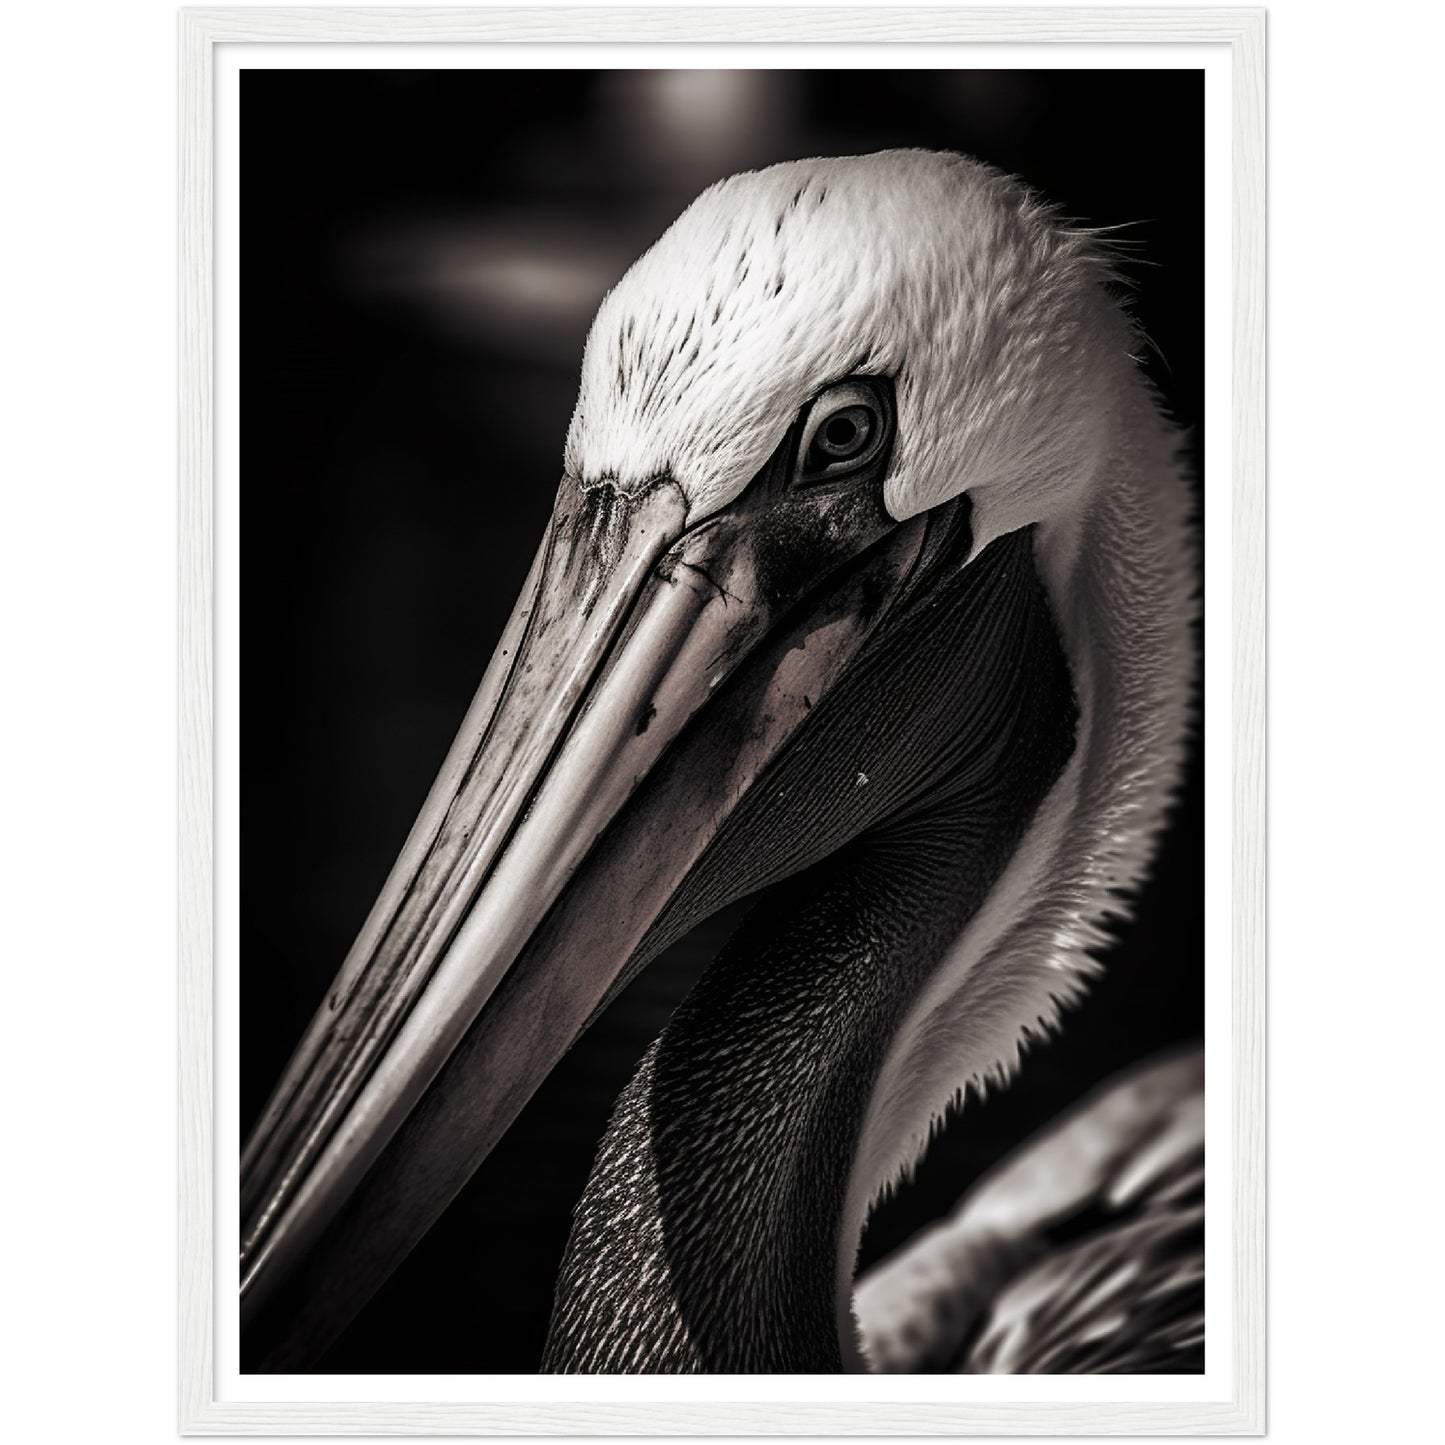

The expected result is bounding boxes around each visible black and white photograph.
[26,0,1445,1441]
[237,62,1209,1380]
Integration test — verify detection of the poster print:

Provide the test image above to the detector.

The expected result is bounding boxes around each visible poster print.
[238,66,1206,1378]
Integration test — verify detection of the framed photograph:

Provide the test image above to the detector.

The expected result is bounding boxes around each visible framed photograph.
[180,6,1265,1433]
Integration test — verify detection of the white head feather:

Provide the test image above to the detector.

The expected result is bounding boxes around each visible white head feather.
[565,149,1134,553]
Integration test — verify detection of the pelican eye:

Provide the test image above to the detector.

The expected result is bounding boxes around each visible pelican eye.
[794,378,893,486]
[817,407,873,460]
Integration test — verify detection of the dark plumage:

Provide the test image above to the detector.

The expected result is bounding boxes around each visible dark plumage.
[546,520,1078,1371]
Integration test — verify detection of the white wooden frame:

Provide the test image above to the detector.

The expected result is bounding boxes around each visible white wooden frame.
[179,7,1265,1433]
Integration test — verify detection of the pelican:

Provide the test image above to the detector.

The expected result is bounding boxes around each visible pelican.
[239,149,1199,1374]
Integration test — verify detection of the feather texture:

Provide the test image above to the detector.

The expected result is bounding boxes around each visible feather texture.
[548,149,1198,1373]
[567,150,1132,548]
[856,1047,1204,1373]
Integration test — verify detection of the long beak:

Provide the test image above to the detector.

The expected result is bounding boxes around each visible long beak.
[240,439,931,1367]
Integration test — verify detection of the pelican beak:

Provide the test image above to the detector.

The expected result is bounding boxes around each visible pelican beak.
[239,412,937,1367]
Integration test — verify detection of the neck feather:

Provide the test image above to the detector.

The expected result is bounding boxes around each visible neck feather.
[838,388,1195,1359]
[544,523,1079,1372]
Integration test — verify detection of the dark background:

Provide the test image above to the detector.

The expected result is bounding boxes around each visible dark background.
[243,68,1203,1373]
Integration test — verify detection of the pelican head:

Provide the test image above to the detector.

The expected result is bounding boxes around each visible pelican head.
[240,150,1194,1371]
